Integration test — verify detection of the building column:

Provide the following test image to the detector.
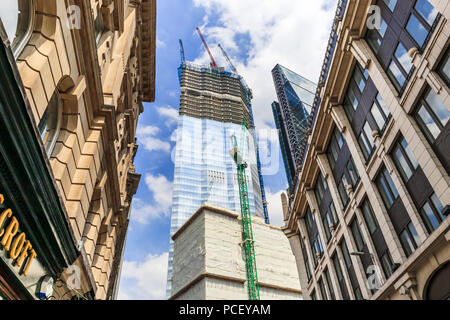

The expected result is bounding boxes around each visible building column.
[284,228,311,300]
[428,0,450,21]
[329,105,407,265]
[348,37,450,227]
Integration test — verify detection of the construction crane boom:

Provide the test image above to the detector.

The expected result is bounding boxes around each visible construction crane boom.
[218,43,238,74]
[230,120,260,300]
[179,39,185,64]
[196,27,218,68]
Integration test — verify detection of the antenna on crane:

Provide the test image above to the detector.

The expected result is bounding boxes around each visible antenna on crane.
[196,27,218,68]
[179,39,185,64]
[218,43,238,74]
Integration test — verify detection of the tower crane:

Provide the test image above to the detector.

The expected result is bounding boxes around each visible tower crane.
[218,43,238,74]
[230,120,260,300]
[196,27,218,68]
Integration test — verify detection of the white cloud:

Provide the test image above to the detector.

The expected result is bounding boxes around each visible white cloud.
[156,38,166,48]
[118,252,169,300]
[266,188,287,228]
[157,106,179,127]
[145,174,173,213]
[137,125,171,152]
[131,174,173,224]
[192,0,337,130]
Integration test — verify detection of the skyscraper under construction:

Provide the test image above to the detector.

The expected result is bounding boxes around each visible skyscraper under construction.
[165,42,269,297]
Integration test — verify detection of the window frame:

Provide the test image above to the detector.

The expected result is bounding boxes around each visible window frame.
[391,136,419,182]
[399,222,420,257]
[324,268,336,300]
[420,193,445,234]
[6,0,36,59]
[405,0,440,49]
[376,167,399,210]
[437,48,450,88]
[414,87,449,144]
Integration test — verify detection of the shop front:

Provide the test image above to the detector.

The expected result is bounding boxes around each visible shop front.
[0,21,94,300]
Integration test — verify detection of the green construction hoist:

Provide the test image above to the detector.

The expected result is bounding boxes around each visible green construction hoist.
[230,120,260,300]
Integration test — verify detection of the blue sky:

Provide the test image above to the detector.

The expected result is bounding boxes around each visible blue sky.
[117,0,337,300]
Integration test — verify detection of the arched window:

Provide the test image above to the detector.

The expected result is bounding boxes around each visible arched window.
[425,261,450,300]
[38,91,62,157]
[0,0,35,58]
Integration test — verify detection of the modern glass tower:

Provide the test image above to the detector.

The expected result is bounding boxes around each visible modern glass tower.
[166,62,268,297]
[271,64,317,190]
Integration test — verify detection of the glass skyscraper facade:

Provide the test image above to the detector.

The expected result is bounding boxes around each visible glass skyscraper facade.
[166,62,266,297]
[272,64,317,190]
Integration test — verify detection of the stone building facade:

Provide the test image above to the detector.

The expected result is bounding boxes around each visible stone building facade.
[283,0,449,300]
[170,204,302,300]
[0,0,156,299]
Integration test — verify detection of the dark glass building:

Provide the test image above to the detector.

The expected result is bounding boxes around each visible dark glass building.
[271,65,316,190]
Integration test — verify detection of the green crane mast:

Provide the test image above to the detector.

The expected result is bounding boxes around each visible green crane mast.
[230,120,260,300]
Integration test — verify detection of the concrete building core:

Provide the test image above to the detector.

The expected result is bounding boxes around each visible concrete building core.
[170,203,302,300]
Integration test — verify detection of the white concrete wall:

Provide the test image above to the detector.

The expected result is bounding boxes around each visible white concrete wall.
[171,204,303,300]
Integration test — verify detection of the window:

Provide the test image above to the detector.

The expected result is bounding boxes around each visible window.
[392,136,419,182]
[343,87,359,123]
[367,15,388,54]
[324,268,336,300]
[399,222,421,257]
[314,172,328,205]
[319,277,328,300]
[332,254,350,300]
[0,0,35,58]
[383,0,397,11]
[38,91,62,156]
[406,0,439,48]
[376,167,399,209]
[371,94,391,133]
[312,236,324,267]
[327,128,345,170]
[353,65,368,93]
[351,219,366,252]
[329,203,339,227]
[306,209,314,233]
[438,50,450,87]
[338,175,350,208]
[380,252,394,278]
[415,89,449,143]
[346,158,360,187]
[333,255,344,281]
[300,237,312,282]
[420,193,445,234]
[358,122,375,161]
[354,287,364,300]
[388,42,414,92]
[94,9,105,44]
[340,240,353,269]
[323,214,333,242]
[361,200,378,235]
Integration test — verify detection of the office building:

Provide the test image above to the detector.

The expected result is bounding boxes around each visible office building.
[0,0,156,299]
[283,0,450,300]
[272,65,317,190]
